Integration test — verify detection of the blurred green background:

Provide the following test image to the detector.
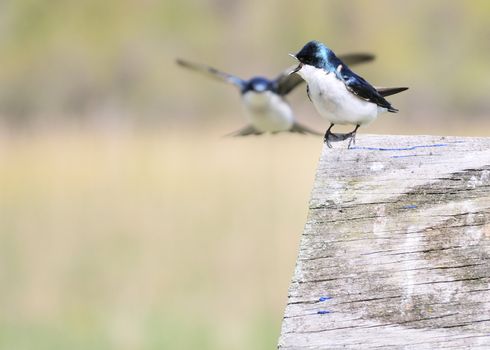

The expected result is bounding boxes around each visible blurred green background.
[1,1,489,349]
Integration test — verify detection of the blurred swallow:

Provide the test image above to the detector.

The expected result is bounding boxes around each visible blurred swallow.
[291,40,408,147]
[176,52,375,136]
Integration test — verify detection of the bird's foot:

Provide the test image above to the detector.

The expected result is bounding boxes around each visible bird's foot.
[323,133,333,148]
[347,134,356,149]
[323,132,352,148]
[323,124,334,148]
[347,125,360,149]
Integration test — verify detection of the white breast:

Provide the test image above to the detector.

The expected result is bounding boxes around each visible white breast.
[241,91,295,132]
[298,65,386,126]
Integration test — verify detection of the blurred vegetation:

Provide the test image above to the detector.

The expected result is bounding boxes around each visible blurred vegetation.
[1,1,490,350]
[0,0,489,131]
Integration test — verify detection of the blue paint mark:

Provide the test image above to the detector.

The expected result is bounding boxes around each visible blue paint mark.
[318,296,332,302]
[317,310,331,315]
[350,143,462,152]
[402,205,417,209]
[391,154,418,159]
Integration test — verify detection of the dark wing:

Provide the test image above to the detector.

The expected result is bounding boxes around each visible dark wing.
[339,67,398,112]
[273,66,305,96]
[176,58,245,89]
[226,125,263,137]
[339,53,375,66]
[376,86,409,97]
[290,122,322,135]
[274,53,375,96]
[227,123,321,136]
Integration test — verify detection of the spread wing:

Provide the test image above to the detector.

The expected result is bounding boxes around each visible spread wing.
[226,125,263,136]
[274,53,375,96]
[290,122,322,135]
[176,58,245,89]
[274,68,304,96]
[339,53,376,66]
[226,123,321,136]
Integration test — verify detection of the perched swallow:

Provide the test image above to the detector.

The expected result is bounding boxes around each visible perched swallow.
[290,40,408,147]
[176,52,375,136]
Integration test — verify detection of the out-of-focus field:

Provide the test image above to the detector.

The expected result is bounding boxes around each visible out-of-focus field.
[1,122,488,350]
[1,120,489,350]
[0,127,324,350]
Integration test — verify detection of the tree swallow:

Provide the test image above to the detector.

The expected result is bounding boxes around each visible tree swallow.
[290,40,408,147]
[176,52,375,137]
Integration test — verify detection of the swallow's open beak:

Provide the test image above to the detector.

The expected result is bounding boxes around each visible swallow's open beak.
[288,53,303,75]
[290,63,303,75]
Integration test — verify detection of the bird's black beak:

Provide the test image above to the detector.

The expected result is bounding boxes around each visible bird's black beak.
[288,53,302,75]
[290,63,303,75]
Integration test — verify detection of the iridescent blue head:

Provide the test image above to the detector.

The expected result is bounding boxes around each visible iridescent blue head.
[292,40,339,72]
[242,77,273,94]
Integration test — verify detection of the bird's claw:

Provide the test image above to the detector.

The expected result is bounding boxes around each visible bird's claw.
[346,125,360,149]
[323,132,352,148]
[347,133,356,149]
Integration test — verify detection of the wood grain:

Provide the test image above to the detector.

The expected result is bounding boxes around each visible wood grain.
[278,135,490,349]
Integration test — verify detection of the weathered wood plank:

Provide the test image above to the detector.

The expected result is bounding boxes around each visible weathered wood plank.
[278,135,490,349]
